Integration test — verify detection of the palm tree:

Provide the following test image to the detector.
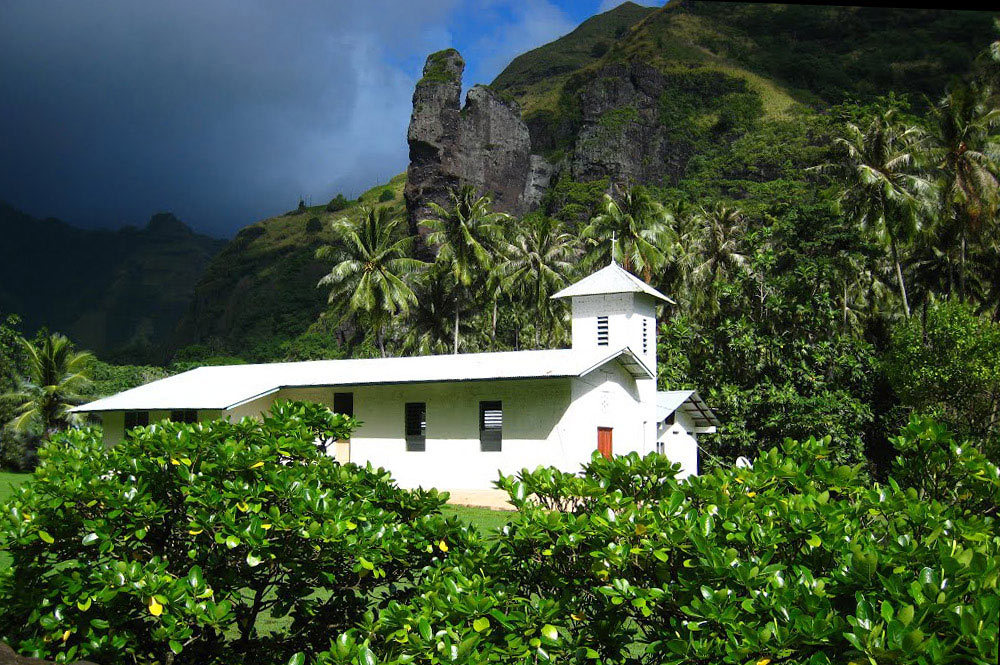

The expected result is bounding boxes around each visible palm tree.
[401,266,462,356]
[316,206,423,356]
[581,185,674,282]
[421,186,510,353]
[821,108,933,318]
[501,215,577,348]
[928,82,1000,300]
[3,333,93,438]
[685,204,751,315]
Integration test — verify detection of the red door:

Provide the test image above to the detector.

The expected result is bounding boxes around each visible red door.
[597,427,613,460]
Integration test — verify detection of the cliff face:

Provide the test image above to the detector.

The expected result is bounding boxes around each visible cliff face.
[404,50,549,230]
[570,61,685,185]
[404,53,701,225]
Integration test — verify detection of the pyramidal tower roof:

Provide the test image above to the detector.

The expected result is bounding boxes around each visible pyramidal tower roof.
[551,261,674,303]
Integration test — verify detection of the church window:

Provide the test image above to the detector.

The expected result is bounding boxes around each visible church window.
[597,316,609,346]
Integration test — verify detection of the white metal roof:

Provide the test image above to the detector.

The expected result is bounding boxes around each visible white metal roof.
[72,347,654,413]
[551,261,674,303]
[657,390,720,428]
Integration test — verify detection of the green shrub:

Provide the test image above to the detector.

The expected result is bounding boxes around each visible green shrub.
[0,401,474,664]
[321,418,999,664]
[325,195,350,213]
[377,189,395,203]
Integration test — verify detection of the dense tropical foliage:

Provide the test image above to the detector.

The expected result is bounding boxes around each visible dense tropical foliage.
[0,401,473,664]
[1,410,995,664]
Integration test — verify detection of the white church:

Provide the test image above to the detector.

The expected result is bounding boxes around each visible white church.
[73,262,718,490]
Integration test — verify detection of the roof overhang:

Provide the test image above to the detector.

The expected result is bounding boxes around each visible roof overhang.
[579,347,655,380]
[657,389,720,429]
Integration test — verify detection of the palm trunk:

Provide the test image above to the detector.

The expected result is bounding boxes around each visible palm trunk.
[453,305,459,355]
[842,279,849,331]
[492,300,498,340]
[890,239,911,319]
[959,230,967,301]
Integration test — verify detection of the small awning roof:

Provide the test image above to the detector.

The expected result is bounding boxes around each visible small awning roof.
[551,261,674,303]
[72,347,654,413]
[657,390,720,429]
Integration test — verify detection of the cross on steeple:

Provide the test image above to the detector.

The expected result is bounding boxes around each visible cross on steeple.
[610,232,618,265]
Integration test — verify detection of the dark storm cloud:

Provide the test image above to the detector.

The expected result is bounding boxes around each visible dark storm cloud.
[0,0,459,235]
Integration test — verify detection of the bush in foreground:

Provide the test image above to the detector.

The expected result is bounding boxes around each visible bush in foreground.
[322,416,999,664]
[0,401,475,664]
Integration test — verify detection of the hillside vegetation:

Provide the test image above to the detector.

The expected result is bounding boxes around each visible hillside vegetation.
[493,1,994,122]
[0,205,224,363]
[171,175,407,360]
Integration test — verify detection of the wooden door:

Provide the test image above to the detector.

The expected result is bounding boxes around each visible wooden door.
[597,427,613,460]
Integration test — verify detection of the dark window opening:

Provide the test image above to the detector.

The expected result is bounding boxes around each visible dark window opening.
[480,400,502,452]
[405,402,426,451]
[597,316,609,346]
[170,410,198,424]
[334,392,354,418]
[124,411,149,430]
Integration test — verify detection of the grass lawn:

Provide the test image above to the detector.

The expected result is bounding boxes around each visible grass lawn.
[0,471,28,505]
[442,504,513,536]
[0,471,30,571]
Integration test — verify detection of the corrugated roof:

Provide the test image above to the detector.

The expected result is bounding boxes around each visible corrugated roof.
[551,261,674,303]
[72,347,654,413]
[657,390,720,428]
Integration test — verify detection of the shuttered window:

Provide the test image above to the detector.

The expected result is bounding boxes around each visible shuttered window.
[479,401,502,452]
[169,410,197,424]
[334,392,354,418]
[124,411,149,430]
[597,316,609,346]
[642,318,648,354]
[405,402,426,451]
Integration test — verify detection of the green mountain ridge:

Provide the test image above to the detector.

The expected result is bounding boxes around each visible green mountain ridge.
[0,202,225,363]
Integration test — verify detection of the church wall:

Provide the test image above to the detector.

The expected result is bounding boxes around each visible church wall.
[657,409,699,478]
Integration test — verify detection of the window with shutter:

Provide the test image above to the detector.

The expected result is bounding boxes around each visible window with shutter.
[169,410,197,424]
[479,400,502,452]
[597,316,609,346]
[642,318,648,354]
[405,402,426,451]
[124,411,149,430]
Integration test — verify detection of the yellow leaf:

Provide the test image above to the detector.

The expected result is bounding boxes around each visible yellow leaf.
[571,613,584,621]
[148,597,163,617]
[542,549,553,556]
[261,523,272,531]
[236,502,249,512]
[170,458,180,466]
[438,540,448,552]
[747,491,757,498]
[249,461,265,469]
[757,659,771,665]
[188,529,203,535]
[61,629,71,642]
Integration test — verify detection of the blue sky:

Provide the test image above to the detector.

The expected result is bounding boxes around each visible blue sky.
[0,0,662,236]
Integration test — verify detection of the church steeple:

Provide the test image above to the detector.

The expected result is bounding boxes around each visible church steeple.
[552,262,672,372]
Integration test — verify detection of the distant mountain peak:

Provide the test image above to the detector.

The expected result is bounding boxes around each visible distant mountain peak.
[146,212,192,235]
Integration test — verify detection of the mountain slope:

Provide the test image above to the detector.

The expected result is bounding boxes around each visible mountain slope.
[170,175,407,357]
[492,1,995,143]
[0,204,225,362]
